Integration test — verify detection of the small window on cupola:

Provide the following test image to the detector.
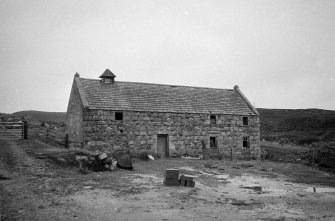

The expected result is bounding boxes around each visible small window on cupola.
[99,69,116,84]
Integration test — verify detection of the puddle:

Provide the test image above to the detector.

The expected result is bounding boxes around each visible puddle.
[179,166,222,177]
[213,174,229,179]
[180,167,289,196]
[306,187,335,193]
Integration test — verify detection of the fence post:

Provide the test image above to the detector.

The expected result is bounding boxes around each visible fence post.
[23,121,28,139]
[65,134,69,148]
[285,148,287,165]
[312,150,315,168]
[262,148,265,162]
[230,146,233,161]
[46,128,49,144]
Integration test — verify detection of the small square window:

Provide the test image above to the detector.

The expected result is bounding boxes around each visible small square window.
[115,112,123,120]
[210,137,217,148]
[210,115,216,124]
[104,78,111,83]
[242,117,248,126]
[243,136,249,148]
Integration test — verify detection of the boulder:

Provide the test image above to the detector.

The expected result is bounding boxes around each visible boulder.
[116,152,133,170]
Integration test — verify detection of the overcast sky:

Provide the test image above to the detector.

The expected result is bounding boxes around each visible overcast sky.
[1,0,335,113]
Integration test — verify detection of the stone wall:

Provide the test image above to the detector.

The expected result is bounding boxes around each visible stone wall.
[66,79,84,143]
[0,113,24,122]
[81,110,260,158]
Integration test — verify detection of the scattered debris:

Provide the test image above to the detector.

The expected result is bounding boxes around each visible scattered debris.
[78,167,89,175]
[238,163,254,168]
[229,199,263,209]
[181,156,201,160]
[75,152,115,172]
[240,186,262,194]
[230,200,248,206]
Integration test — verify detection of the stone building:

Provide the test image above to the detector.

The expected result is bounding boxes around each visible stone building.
[66,69,260,158]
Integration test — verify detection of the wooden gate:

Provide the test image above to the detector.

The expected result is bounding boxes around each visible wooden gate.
[0,122,24,140]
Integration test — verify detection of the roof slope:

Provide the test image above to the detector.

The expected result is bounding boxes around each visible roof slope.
[76,78,258,115]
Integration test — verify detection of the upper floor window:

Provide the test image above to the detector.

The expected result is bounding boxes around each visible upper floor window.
[210,115,216,124]
[115,112,123,120]
[242,117,248,126]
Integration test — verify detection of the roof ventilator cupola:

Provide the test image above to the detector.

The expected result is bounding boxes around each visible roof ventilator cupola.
[99,69,116,84]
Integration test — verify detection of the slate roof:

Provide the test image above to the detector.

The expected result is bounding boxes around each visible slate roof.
[76,77,258,115]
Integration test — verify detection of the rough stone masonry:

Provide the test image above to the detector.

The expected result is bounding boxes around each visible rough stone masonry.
[66,69,260,159]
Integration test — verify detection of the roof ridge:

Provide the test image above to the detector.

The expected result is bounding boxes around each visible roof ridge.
[79,77,234,91]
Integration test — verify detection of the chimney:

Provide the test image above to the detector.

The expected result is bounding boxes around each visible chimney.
[99,69,116,84]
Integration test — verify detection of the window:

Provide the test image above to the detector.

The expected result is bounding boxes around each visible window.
[242,117,248,126]
[210,115,216,124]
[115,112,123,120]
[104,78,111,83]
[243,136,249,148]
[210,137,217,148]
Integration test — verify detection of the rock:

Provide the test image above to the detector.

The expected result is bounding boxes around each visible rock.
[98,153,107,160]
[0,170,12,180]
[116,153,133,170]
[218,166,225,170]
[75,155,89,162]
[240,186,262,193]
[78,167,89,174]
[239,163,254,168]
[104,157,115,164]
[110,161,117,170]
[148,155,155,160]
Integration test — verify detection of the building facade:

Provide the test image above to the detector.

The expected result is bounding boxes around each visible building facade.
[66,69,260,158]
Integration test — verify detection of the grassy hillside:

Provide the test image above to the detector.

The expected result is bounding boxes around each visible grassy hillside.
[13,111,66,123]
[257,108,335,144]
[10,108,335,145]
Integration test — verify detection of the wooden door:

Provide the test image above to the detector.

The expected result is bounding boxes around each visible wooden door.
[157,134,168,158]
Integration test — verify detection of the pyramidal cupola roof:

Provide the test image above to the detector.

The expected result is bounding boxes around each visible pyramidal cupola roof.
[99,69,116,78]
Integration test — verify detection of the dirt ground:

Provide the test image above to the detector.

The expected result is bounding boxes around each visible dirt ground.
[1,139,335,221]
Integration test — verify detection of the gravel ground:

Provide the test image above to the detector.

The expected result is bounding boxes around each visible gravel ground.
[1,139,335,221]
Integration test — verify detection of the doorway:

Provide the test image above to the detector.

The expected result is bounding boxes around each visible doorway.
[157,134,169,158]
